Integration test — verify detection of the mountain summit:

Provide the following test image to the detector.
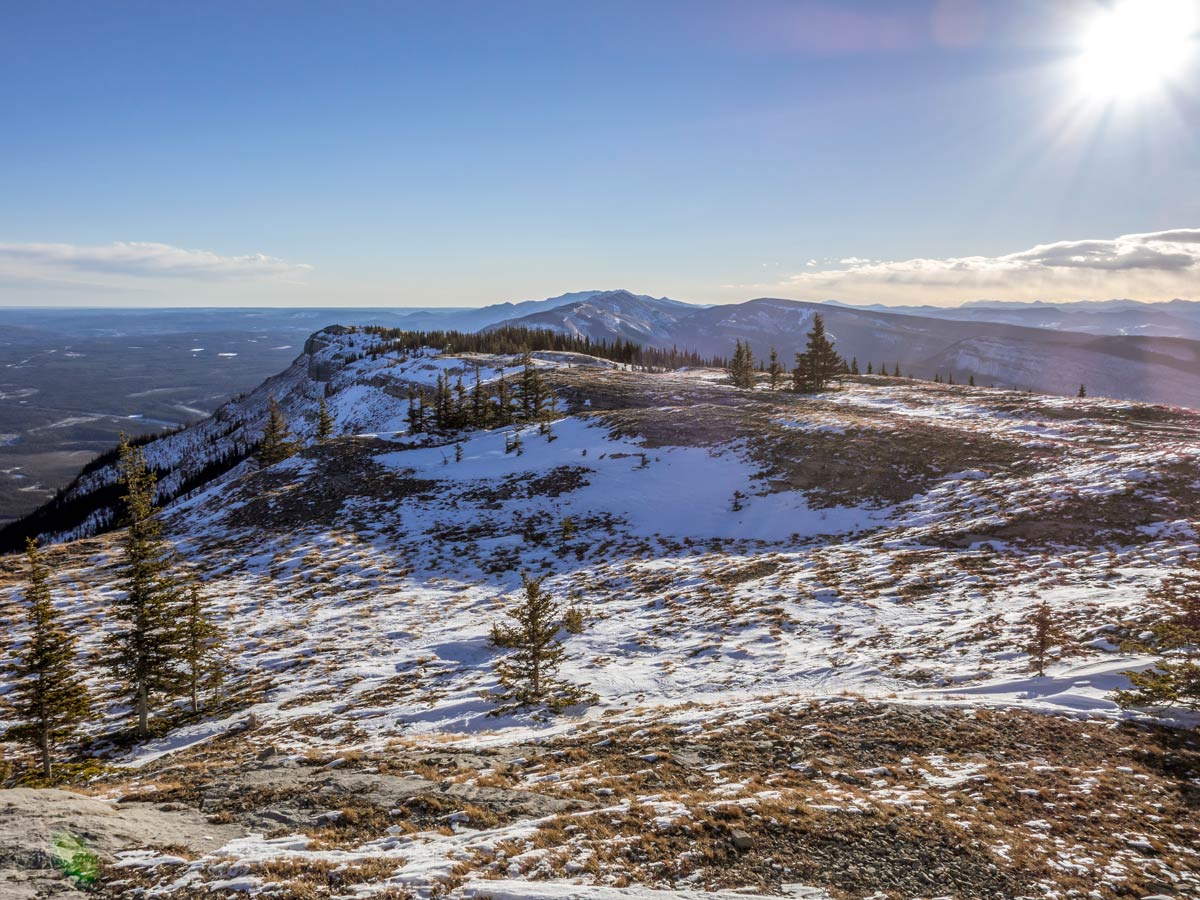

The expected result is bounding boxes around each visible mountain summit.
[3,324,1199,897]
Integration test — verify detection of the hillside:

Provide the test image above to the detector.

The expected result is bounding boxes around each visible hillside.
[2,328,1199,899]
[828,298,1200,340]
[498,294,1200,406]
[5,296,1197,527]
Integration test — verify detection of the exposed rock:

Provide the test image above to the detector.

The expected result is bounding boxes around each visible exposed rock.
[730,828,754,851]
[0,788,240,896]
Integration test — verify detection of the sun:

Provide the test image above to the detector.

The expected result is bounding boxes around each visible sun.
[1075,0,1198,101]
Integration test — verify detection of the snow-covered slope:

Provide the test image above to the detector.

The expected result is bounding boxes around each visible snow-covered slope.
[7,328,1200,737]
[483,290,695,345]
[4,329,1200,899]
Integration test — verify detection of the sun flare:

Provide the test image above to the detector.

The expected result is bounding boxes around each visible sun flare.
[1075,0,1198,100]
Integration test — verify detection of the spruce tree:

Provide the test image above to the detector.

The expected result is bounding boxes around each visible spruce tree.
[106,437,183,738]
[1078,384,1087,398]
[434,374,452,430]
[488,573,594,713]
[1117,564,1200,712]
[471,367,487,427]
[316,397,334,443]
[866,361,874,375]
[1026,601,1069,677]
[850,357,860,376]
[179,573,224,716]
[726,339,756,389]
[767,347,784,390]
[453,375,468,428]
[495,373,513,425]
[405,388,424,434]
[257,396,297,467]
[518,351,548,421]
[792,314,844,393]
[968,374,975,387]
[3,539,91,779]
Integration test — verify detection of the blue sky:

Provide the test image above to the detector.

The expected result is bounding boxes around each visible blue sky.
[2,0,1197,307]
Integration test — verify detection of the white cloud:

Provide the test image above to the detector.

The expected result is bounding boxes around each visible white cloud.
[0,241,312,287]
[766,229,1200,305]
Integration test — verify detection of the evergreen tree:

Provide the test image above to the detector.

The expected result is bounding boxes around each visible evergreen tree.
[850,357,860,376]
[1026,601,1069,677]
[792,314,844,393]
[488,573,595,713]
[316,397,334,443]
[766,347,784,390]
[106,437,183,738]
[727,340,756,389]
[866,361,874,375]
[560,516,577,552]
[453,375,468,428]
[405,388,425,434]
[968,374,976,387]
[179,573,224,716]
[471,367,487,427]
[1078,384,1087,398]
[518,350,548,420]
[2,539,91,779]
[257,396,297,467]
[414,391,428,432]
[434,374,452,430]
[1117,563,1200,712]
[495,373,513,425]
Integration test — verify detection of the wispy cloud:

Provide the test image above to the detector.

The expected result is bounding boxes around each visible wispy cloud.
[0,241,312,286]
[750,229,1200,305]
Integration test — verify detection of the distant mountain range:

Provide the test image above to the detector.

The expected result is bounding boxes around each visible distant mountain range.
[489,291,1200,407]
[1,293,1197,524]
[825,297,1200,339]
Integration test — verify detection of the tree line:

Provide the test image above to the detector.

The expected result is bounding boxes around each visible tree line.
[353,325,721,372]
[405,350,555,435]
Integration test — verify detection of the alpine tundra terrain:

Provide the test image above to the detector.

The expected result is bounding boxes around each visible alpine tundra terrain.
[2,326,1199,900]
[5,296,1200,525]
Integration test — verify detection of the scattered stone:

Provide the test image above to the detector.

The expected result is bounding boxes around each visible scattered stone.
[782,887,830,899]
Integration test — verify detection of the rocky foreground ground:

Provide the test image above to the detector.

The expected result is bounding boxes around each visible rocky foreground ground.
[4,700,1199,899]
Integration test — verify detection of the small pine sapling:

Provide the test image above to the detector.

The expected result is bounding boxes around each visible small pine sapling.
[488,573,595,713]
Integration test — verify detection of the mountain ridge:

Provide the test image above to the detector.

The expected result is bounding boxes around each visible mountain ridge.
[3,326,1198,897]
[493,293,1200,404]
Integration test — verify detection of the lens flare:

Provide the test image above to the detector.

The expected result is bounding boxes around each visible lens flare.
[1075,0,1198,100]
